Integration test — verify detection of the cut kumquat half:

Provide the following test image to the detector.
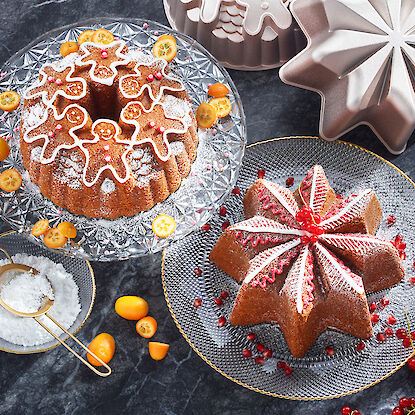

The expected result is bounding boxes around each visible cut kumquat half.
[152,214,176,237]
[57,221,77,239]
[43,228,67,249]
[0,169,22,192]
[136,316,157,338]
[208,97,232,118]
[208,83,229,98]
[153,35,177,62]
[91,29,114,45]
[0,91,20,112]
[31,219,50,237]
[60,41,79,57]
[78,30,95,45]
[149,342,170,361]
[0,137,10,161]
[196,103,217,128]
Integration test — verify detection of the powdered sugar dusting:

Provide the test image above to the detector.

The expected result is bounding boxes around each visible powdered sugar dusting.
[101,178,115,194]
[22,103,47,130]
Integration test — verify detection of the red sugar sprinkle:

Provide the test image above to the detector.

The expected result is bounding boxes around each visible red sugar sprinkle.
[201,224,211,231]
[285,177,294,187]
[194,267,202,276]
[257,169,265,179]
[231,187,240,195]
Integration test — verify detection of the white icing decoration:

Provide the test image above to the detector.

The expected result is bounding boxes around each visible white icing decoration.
[262,179,299,218]
[76,40,131,86]
[232,215,305,236]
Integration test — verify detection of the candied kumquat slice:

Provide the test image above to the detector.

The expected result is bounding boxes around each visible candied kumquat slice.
[0,168,22,192]
[196,103,217,128]
[136,316,157,338]
[0,91,20,112]
[208,97,232,118]
[115,296,148,320]
[78,30,95,45]
[60,41,79,57]
[0,137,10,161]
[87,333,115,366]
[208,83,229,98]
[31,219,50,237]
[43,228,67,249]
[57,221,77,239]
[153,35,177,62]
[91,29,114,45]
[152,214,176,237]
[149,342,170,361]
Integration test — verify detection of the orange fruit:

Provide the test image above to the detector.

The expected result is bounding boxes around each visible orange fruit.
[115,296,149,320]
[57,221,77,239]
[87,333,115,366]
[153,35,177,62]
[196,103,217,128]
[152,214,176,238]
[0,91,20,112]
[31,219,49,237]
[149,342,169,361]
[208,97,232,118]
[208,83,229,98]
[43,228,67,249]
[91,29,114,45]
[78,30,95,45]
[60,41,79,57]
[136,316,157,338]
[0,168,22,192]
[0,137,10,161]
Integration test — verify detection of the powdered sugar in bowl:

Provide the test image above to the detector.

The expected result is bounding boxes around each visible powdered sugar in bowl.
[0,231,95,354]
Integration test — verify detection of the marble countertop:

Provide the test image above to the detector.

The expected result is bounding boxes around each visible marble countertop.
[0,1,414,414]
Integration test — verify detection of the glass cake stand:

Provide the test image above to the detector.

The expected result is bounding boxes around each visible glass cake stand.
[0,18,246,261]
[162,137,415,399]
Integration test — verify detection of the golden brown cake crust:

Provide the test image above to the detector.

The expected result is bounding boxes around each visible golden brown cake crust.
[20,40,198,219]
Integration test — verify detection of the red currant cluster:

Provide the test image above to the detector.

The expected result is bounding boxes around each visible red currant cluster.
[391,396,415,415]
[295,207,324,244]
[341,406,361,415]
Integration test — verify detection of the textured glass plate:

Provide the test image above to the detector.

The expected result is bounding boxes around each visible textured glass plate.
[0,18,246,261]
[162,137,415,400]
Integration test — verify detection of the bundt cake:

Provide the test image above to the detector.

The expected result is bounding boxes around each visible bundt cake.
[20,38,198,219]
[210,165,405,358]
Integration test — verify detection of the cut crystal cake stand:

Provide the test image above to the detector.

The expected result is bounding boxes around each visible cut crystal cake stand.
[162,137,415,399]
[0,18,246,261]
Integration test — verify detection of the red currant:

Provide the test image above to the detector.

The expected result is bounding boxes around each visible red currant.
[380,298,389,306]
[193,298,202,307]
[403,337,412,348]
[409,277,415,284]
[341,406,351,415]
[263,349,272,358]
[242,349,252,358]
[284,366,293,375]
[408,358,415,371]
[399,397,410,408]
[256,342,265,353]
[370,314,379,323]
[218,316,226,327]
[301,235,310,245]
[247,333,255,341]
[385,327,394,336]
[376,333,386,342]
[201,223,211,231]
[255,356,264,365]
[369,302,376,312]
[325,346,335,356]
[356,342,365,351]
[388,315,397,325]
[277,361,286,369]
[257,169,265,179]
[220,290,229,300]
[214,298,223,306]
[219,206,227,216]
[392,407,404,415]
[296,211,305,223]
[222,221,230,230]
[396,329,407,339]
[313,214,321,224]
[310,235,318,243]
[409,397,415,407]
[286,177,294,187]
[194,267,202,276]
[231,187,240,195]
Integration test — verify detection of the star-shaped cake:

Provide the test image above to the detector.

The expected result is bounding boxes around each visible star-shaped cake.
[279,0,415,154]
[210,165,404,358]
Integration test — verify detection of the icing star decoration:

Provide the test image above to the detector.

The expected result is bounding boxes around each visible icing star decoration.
[280,0,415,154]
[210,165,404,358]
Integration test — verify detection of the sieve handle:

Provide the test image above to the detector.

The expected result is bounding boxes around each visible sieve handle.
[33,314,112,377]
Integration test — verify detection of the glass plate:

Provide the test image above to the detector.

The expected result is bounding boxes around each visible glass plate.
[0,18,246,261]
[162,137,415,400]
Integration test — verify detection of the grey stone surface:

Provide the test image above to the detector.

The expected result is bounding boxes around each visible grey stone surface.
[0,1,414,414]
